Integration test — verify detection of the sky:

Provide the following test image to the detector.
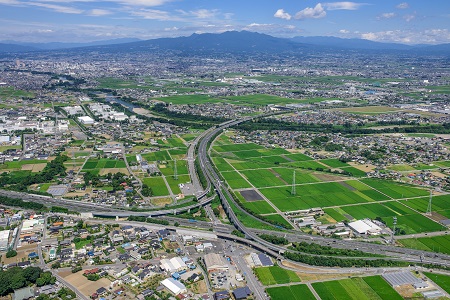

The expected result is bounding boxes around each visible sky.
[0,0,449,44]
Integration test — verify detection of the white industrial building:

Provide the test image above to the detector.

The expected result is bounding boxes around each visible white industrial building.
[161,278,187,295]
[77,116,95,125]
[204,253,229,272]
[160,257,187,273]
[0,230,10,251]
[348,219,382,235]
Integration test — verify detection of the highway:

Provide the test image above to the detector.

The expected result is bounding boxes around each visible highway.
[194,118,450,268]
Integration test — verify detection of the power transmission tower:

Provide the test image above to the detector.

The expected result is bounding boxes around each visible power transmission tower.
[426,189,433,216]
[291,170,296,195]
[391,216,397,244]
[173,158,178,180]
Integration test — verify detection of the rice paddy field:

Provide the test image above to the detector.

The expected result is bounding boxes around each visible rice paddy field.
[266,284,316,300]
[212,138,448,234]
[423,272,450,294]
[254,266,300,285]
[399,235,450,254]
[311,276,403,300]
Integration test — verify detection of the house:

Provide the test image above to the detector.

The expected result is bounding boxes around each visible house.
[214,291,231,300]
[233,286,252,300]
[13,287,34,300]
[158,229,170,239]
[96,287,107,296]
[37,285,57,295]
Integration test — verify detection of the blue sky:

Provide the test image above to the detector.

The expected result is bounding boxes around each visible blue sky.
[0,0,449,44]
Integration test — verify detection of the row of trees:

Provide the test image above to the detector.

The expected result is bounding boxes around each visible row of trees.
[289,241,381,257]
[284,251,408,268]
[235,117,450,135]
[128,216,170,225]
[258,234,289,245]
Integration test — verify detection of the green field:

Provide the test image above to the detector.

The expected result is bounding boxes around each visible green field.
[159,160,189,176]
[142,177,169,196]
[141,150,171,162]
[266,284,316,300]
[259,181,377,211]
[361,179,429,198]
[320,159,350,168]
[399,235,450,254]
[82,158,126,170]
[255,266,300,285]
[221,171,252,189]
[312,276,403,300]
[213,143,264,153]
[423,272,450,294]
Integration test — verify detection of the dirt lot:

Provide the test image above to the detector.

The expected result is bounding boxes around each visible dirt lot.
[240,189,264,202]
[151,197,172,206]
[348,162,376,172]
[2,244,37,265]
[99,168,129,175]
[62,271,111,297]
[20,163,47,172]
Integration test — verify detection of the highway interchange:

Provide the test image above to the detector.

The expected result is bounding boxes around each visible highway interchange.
[3,117,450,272]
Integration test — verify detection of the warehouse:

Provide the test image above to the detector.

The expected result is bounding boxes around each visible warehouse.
[160,257,187,273]
[77,116,95,125]
[161,278,187,295]
[348,219,382,235]
[204,253,229,272]
[0,230,9,251]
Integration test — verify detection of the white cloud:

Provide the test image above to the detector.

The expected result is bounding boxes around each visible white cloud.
[403,13,416,22]
[339,29,349,34]
[87,9,112,16]
[295,3,326,20]
[396,2,409,9]
[377,12,396,19]
[189,9,218,19]
[360,29,450,44]
[28,2,83,14]
[130,8,179,21]
[323,2,366,10]
[274,9,291,20]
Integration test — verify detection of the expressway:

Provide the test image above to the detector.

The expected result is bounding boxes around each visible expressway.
[3,116,450,268]
[195,118,450,268]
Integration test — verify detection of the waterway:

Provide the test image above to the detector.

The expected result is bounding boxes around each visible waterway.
[105,94,136,112]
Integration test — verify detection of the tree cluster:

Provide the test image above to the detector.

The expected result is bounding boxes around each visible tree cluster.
[0,267,55,296]
[258,234,289,245]
[289,241,380,257]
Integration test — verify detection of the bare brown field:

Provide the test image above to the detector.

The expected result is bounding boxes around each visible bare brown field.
[63,271,111,297]
[99,168,129,175]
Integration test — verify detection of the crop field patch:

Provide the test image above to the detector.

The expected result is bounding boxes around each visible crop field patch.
[221,171,252,189]
[242,201,276,214]
[228,159,270,170]
[320,159,350,168]
[400,235,450,254]
[382,214,445,234]
[240,189,264,201]
[266,284,316,300]
[240,169,287,188]
[142,177,169,196]
[423,272,450,294]
[141,150,171,162]
[263,214,293,229]
[312,276,402,300]
[361,179,428,198]
[249,155,290,164]
[255,266,300,285]
[340,166,367,177]
[282,153,313,162]
[284,160,327,170]
[213,143,264,153]
[400,194,450,213]
[259,181,374,211]
[212,157,235,172]
[160,160,189,176]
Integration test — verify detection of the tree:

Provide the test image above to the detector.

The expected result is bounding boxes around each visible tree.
[23,266,42,282]
[51,261,61,269]
[5,249,17,258]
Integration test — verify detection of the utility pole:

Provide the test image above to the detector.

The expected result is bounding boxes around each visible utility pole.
[174,158,178,180]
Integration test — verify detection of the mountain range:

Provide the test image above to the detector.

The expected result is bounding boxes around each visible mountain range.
[0,31,449,54]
